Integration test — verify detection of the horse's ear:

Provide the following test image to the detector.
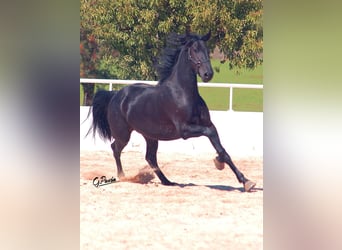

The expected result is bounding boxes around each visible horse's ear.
[201,31,211,41]
[185,26,191,38]
[185,40,194,48]
[185,29,192,44]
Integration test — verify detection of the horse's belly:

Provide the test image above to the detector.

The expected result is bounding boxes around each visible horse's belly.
[134,123,180,141]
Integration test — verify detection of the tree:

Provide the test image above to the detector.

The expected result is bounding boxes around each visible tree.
[80,0,121,104]
[80,0,263,98]
[80,28,98,105]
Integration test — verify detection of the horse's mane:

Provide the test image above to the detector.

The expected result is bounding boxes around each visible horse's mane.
[156,33,201,84]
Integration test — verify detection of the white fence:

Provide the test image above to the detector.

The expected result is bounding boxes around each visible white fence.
[80,78,263,112]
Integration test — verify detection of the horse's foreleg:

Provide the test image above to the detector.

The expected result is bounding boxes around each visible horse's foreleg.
[144,138,175,186]
[180,124,255,192]
[206,125,256,192]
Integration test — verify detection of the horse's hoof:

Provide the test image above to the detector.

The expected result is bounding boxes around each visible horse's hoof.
[244,180,256,192]
[213,158,225,170]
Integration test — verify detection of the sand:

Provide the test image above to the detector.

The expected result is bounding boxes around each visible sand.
[80,150,263,249]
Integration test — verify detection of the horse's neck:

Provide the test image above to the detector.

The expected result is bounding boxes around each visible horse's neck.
[170,49,199,97]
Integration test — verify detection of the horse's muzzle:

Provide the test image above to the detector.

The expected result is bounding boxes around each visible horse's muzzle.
[201,71,213,82]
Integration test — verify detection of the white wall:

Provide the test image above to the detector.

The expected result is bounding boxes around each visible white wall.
[80,107,263,157]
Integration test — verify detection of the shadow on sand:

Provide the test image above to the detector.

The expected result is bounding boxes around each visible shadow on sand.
[173,182,263,193]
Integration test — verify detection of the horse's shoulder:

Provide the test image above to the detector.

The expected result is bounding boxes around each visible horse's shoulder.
[188,96,211,125]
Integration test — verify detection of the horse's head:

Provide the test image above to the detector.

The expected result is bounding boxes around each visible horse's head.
[186,31,214,82]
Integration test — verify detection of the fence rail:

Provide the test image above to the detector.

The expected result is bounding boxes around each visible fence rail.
[80,78,263,112]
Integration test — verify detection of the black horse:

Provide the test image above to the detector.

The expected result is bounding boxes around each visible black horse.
[87,31,256,192]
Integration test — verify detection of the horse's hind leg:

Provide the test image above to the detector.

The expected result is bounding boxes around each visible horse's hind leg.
[144,138,175,185]
[111,139,129,179]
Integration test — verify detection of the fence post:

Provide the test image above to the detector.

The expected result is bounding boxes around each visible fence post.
[229,86,233,112]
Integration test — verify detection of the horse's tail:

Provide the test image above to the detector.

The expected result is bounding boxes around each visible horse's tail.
[86,90,117,141]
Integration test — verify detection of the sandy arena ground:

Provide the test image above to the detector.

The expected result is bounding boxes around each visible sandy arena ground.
[80,150,263,249]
